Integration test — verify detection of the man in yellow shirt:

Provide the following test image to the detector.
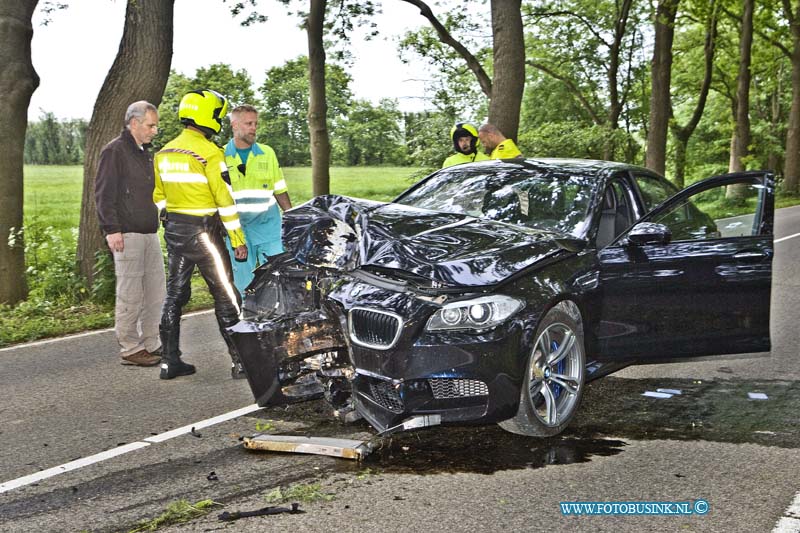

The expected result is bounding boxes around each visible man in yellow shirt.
[442,122,490,168]
[153,89,248,380]
[478,123,523,159]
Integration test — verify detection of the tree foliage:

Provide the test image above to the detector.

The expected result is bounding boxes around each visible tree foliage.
[24,112,87,165]
[259,56,352,165]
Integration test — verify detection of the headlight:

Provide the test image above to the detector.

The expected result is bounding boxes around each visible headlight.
[426,295,524,331]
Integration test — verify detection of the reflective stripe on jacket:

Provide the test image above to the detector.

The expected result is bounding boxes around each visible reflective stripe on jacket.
[223,140,287,246]
[153,128,246,247]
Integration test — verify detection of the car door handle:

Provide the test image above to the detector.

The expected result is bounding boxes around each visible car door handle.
[733,251,768,260]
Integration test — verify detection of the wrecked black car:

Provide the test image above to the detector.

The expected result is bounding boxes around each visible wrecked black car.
[229,159,774,437]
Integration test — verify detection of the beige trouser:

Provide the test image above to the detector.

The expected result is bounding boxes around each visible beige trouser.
[113,232,166,357]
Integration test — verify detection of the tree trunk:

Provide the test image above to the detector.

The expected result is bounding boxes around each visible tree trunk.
[602,0,633,160]
[76,0,174,282]
[646,0,680,176]
[672,131,689,189]
[307,0,331,197]
[488,0,525,141]
[0,1,39,304]
[401,0,492,98]
[729,0,753,174]
[669,0,717,189]
[783,0,800,195]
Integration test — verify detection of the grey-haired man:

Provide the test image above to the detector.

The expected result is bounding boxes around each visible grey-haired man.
[95,101,166,367]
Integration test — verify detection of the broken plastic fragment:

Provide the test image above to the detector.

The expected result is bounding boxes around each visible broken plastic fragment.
[642,391,673,399]
[656,388,682,395]
[243,435,374,460]
[747,392,768,400]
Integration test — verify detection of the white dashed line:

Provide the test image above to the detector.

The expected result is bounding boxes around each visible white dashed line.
[775,232,800,244]
[772,491,800,532]
[143,404,261,443]
[0,403,261,494]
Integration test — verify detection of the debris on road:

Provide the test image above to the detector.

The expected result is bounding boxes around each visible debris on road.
[243,434,374,460]
[656,388,682,395]
[218,503,304,521]
[748,392,769,400]
[642,391,673,399]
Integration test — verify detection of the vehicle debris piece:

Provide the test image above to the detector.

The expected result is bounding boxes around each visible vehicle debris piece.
[748,392,769,400]
[243,434,374,460]
[656,388,682,395]
[642,391,673,399]
[218,503,304,521]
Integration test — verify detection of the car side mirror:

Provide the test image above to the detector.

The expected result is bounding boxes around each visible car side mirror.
[627,222,672,246]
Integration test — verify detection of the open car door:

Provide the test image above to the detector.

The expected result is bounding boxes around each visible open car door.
[595,171,774,360]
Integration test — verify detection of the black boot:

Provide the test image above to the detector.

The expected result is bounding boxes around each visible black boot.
[159,324,196,380]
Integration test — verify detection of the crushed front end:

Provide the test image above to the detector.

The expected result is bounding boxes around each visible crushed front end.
[229,195,559,433]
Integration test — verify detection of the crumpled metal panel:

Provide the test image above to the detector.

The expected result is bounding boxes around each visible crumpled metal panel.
[281,195,570,288]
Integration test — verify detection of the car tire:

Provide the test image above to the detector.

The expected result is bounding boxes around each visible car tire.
[499,301,586,437]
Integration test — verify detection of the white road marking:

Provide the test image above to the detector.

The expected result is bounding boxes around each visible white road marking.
[772,491,800,532]
[775,232,800,244]
[0,442,150,494]
[0,403,261,494]
[144,404,261,443]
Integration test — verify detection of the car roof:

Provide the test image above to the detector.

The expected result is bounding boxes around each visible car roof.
[471,157,649,175]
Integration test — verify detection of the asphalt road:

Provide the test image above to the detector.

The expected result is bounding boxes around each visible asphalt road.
[1,206,798,533]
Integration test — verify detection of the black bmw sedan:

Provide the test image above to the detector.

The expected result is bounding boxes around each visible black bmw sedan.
[229,158,774,437]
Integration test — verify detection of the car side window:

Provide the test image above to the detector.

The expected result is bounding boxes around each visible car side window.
[595,180,634,248]
[650,182,765,241]
[634,174,679,212]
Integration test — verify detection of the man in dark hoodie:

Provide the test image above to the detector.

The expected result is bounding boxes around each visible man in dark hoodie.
[95,101,166,367]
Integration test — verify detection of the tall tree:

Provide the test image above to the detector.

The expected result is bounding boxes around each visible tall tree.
[646,0,680,175]
[669,1,719,188]
[307,0,331,195]
[525,0,643,160]
[401,0,525,140]
[76,0,174,281]
[780,0,800,194]
[0,0,39,304]
[729,0,754,174]
[230,0,374,194]
[259,56,352,166]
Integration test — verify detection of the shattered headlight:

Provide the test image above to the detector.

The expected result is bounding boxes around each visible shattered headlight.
[426,295,524,331]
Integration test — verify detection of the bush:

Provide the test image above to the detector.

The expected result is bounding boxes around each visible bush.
[23,221,87,302]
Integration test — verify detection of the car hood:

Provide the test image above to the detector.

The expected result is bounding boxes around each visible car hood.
[282,195,578,288]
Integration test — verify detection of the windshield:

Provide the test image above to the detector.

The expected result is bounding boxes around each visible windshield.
[395,165,597,237]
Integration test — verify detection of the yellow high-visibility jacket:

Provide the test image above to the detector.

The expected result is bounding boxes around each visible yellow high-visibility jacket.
[442,150,490,168]
[489,138,522,159]
[153,128,246,247]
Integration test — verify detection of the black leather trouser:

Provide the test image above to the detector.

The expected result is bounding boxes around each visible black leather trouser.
[159,215,242,364]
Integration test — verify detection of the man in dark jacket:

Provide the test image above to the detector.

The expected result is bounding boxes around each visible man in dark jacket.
[95,101,166,367]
